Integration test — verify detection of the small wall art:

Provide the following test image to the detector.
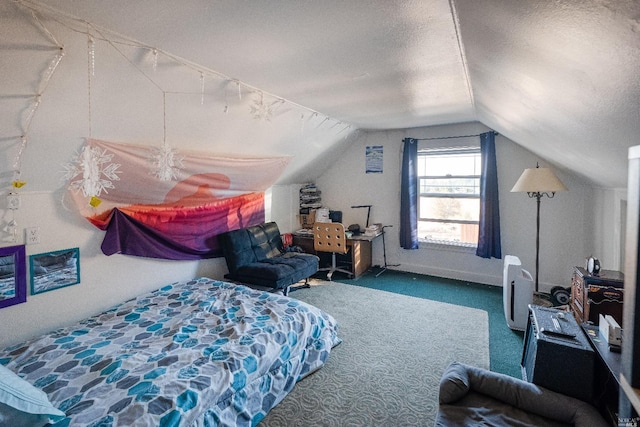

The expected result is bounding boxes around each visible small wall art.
[365,145,383,174]
[30,248,80,295]
[0,245,27,309]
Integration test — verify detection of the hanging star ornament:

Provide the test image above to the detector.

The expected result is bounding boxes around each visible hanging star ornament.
[249,91,277,121]
[63,145,122,198]
[148,144,184,182]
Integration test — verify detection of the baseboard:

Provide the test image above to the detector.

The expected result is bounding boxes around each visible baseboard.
[392,263,501,287]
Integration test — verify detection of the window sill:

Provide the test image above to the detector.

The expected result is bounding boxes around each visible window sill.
[419,240,477,254]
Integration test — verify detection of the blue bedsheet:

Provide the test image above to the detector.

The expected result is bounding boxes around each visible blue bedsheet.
[0,278,340,426]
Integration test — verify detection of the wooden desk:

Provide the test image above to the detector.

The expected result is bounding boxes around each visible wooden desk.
[292,231,381,279]
[582,324,622,424]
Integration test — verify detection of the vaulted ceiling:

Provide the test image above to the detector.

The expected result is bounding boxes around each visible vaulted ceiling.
[31,0,640,188]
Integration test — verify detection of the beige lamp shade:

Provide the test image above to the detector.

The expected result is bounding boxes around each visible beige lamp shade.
[511,167,568,193]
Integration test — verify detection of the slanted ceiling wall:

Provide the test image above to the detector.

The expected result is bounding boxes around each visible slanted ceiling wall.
[317,123,600,287]
[0,1,623,348]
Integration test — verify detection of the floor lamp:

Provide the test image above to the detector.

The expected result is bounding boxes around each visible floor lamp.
[511,163,567,293]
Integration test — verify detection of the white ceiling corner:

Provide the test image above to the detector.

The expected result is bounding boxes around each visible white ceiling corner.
[32,0,640,188]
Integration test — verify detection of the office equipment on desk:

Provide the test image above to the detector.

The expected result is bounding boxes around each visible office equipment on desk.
[364,223,381,236]
[329,210,342,223]
[313,222,353,281]
[351,204,372,228]
[315,208,330,222]
[292,226,382,279]
[598,314,622,349]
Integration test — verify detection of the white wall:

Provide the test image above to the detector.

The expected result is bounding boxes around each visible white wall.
[317,122,599,290]
[0,2,626,350]
[0,3,329,348]
[591,187,627,272]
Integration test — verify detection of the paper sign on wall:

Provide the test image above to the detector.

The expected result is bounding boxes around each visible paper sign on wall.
[366,145,383,174]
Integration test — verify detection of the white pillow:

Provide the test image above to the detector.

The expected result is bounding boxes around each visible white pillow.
[0,364,65,426]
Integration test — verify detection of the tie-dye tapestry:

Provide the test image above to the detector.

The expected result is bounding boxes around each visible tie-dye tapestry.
[65,139,290,260]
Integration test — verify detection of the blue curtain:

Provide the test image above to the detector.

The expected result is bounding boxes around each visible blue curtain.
[476,132,502,259]
[400,138,419,249]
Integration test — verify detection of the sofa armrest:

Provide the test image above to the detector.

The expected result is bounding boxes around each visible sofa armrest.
[439,362,608,427]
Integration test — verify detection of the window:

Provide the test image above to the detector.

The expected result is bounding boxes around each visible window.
[417,147,480,246]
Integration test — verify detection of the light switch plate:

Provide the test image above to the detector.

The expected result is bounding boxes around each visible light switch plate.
[26,227,40,245]
[7,193,20,210]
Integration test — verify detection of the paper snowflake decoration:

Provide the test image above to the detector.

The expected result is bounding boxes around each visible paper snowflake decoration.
[249,92,278,121]
[63,146,121,197]
[148,144,184,181]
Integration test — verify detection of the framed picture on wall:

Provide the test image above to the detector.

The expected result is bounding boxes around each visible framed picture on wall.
[0,245,27,309]
[366,145,383,173]
[30,248,80,295]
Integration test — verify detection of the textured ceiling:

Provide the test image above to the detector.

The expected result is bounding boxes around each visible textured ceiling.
[32,0,640,187]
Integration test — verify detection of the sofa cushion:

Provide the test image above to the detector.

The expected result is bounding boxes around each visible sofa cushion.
[227,253,318,289]
[246,222,284,261]
[219,228,257,275]
[220,222,319,291]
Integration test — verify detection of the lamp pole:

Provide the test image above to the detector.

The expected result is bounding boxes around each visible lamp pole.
[512,163,567,295]
[527,190,555,294]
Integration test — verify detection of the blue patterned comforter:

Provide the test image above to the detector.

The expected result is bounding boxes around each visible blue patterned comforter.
[0,278,341,426]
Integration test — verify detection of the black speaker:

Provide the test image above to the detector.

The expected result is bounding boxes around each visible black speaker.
[329,210,342,223]
[521,306,594,403]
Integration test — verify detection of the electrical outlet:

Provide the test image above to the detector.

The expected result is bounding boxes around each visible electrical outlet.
[25,227,41,245]
[7,193,20,210]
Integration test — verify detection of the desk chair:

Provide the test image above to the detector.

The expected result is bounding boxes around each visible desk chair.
[313,222,353,280]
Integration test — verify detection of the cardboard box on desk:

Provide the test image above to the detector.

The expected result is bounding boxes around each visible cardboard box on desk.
[299,210,316,229]
[598,314,622,347]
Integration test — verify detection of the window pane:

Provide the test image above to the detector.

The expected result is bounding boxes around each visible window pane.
[416,148,481,246]
[418,221,479,244]
[420,177,479,196]
[418,152,480,176]
[419,197,479,222]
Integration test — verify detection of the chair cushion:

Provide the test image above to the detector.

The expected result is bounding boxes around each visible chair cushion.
[246,222,284,261]
[220,222,285,275]
[220,222,319,290]
[219,228,256,274]
[226,253,318,289]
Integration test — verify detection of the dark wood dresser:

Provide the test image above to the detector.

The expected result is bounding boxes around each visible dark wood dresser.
[571,267,624,325]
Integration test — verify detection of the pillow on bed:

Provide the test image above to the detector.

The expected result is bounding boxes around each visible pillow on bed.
[0,364,65,426]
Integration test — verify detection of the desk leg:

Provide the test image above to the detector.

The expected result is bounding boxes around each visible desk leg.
[351,240,372,279]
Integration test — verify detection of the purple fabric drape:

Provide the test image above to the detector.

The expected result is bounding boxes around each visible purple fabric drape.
[66,139,288,260]
[102,209,215,260]
[102,205,265,260]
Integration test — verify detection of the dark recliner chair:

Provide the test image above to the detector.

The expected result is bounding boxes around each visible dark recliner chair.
[219,222,318,295]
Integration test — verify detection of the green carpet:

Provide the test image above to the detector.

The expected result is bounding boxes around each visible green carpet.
[331,268,524,378]
[263,281,489,426]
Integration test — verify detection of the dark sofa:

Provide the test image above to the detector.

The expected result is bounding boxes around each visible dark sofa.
[436,362,608,427]
[219,222,319,294]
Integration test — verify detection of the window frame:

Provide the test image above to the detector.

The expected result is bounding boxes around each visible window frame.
[416,146,481,247]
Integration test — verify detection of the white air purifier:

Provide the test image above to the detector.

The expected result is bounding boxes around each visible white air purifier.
[503,255,534,331]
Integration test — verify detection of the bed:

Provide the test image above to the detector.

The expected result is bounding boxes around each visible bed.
[0,277,341,426]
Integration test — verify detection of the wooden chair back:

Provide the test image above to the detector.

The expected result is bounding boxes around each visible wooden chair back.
[313,222,348,255]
